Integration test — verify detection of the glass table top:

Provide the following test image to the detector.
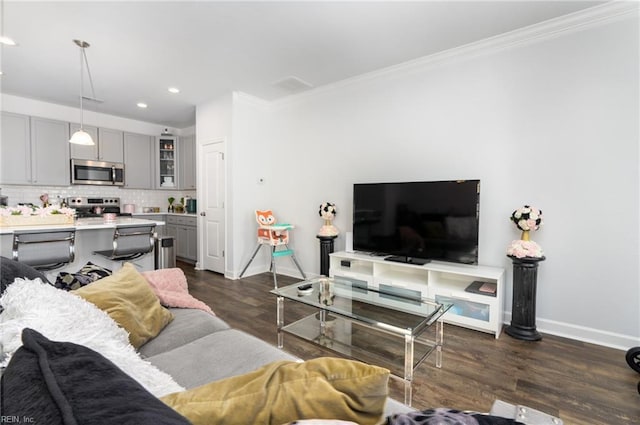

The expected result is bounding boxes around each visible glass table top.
[271,277,452,336]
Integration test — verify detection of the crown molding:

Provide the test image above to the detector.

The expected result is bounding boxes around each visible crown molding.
[274,1,639,108]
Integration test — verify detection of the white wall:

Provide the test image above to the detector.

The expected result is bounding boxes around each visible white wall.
[229,93,276,274]
[220,10,638,348]
[195,93,232,144]
[195,93,233,273]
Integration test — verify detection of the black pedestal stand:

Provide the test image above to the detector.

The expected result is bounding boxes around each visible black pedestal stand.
[505,255,546,341]
[316,235,337,276]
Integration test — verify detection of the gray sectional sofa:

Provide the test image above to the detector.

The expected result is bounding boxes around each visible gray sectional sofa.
[1,256,560,424]
[140,307,414,420]
[0,256,412,423]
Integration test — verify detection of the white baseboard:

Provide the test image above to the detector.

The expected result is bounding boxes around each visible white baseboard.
[503,312,639,351]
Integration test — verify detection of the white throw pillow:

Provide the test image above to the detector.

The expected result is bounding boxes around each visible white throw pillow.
[0,278,184,397]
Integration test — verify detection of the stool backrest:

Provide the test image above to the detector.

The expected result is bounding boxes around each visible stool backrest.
[12,228,76,270]
[112,225,156,258]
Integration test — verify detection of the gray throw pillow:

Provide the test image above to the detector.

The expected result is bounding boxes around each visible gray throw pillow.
[0,256,51,296]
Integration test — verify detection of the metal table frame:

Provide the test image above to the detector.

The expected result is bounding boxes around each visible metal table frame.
[273,278,451,405]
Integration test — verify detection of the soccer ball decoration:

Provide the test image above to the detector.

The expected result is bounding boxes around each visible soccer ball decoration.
[318,202,339,237]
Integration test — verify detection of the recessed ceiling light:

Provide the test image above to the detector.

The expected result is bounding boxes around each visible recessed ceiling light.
[168,87,180,94]
[0,0,17,46]
[0,36,16,46]
[137,102,148,108]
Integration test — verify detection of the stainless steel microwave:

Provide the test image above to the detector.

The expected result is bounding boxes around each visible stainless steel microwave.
[71,159,124,186]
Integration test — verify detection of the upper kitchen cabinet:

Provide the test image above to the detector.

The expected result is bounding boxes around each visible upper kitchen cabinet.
[70,124,124,163]
[1,112,32,185]
[1,114,70,186]
[156,135,177,189]
[30,117,70,186]
[179,134,196,189]
[99,128,124,162]
[123,132,154,189]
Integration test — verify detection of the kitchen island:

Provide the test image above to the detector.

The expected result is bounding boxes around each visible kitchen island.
[0,217,164,281]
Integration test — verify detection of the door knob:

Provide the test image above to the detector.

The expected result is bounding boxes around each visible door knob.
[200,211,206,216]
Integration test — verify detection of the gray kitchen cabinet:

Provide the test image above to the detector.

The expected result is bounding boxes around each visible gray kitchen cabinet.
[176,226,187,259]
[179,134,196,189]
[1,113,69,186]
[98,128,124,162]
[166,215,197,262]
[184,224,197,260]
[1,112,32,185]
[69,125,123,163]
[156,136,178,189]
[165,222,178,252]
[124,132,154,189]
[30,117,70,186]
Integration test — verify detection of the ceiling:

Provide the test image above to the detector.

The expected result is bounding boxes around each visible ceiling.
[0,1,605,129]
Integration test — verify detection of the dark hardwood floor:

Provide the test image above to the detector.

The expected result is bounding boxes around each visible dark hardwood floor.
[179,262,639,424]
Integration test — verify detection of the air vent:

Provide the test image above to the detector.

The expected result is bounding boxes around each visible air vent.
[272,76,313,93]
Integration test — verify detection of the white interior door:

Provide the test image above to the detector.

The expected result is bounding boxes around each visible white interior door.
[201,141,225,273]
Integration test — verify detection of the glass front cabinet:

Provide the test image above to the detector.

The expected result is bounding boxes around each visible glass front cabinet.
[157,136,177,189]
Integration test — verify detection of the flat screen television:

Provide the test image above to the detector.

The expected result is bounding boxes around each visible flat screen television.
[353,180,480,265]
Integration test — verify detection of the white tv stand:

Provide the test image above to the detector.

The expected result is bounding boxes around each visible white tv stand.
[329,251,505,338]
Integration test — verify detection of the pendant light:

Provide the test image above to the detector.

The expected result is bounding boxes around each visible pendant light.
[69,39,95,146]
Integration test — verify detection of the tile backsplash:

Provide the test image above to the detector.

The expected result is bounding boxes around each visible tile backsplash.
[0,185,196,213]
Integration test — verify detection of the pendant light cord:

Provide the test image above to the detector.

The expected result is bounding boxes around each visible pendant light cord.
[79,45,84,129]
[70,39,95,146]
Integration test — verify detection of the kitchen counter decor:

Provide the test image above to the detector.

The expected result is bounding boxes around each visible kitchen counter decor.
[0,206,76,227]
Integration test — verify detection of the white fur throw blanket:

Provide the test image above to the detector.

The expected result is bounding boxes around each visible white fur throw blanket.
[0,278,185,397]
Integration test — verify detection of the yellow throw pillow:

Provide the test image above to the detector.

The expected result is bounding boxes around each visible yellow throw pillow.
[161,357,389,425]
[74,262,173,348]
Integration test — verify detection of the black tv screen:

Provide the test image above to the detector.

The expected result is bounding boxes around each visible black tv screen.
[353,180,480,265]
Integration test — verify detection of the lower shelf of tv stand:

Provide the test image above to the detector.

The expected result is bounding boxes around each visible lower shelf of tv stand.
[329,251,505,338]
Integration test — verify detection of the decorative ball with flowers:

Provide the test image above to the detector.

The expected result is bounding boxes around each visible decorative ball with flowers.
[507,204,544,259]
[510,205,543,238]
[319,202,337,221]
[318,202,339,237]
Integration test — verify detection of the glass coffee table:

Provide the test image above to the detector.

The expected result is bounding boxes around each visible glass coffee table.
[270,277,452,405]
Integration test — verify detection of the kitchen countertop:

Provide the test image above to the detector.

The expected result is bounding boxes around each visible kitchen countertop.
[0,217,165,235]
[133,212,197,217]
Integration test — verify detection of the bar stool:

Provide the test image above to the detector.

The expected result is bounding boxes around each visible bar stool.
[12,228,76,271]
[239,209,306,288]
[94,224,156,262]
